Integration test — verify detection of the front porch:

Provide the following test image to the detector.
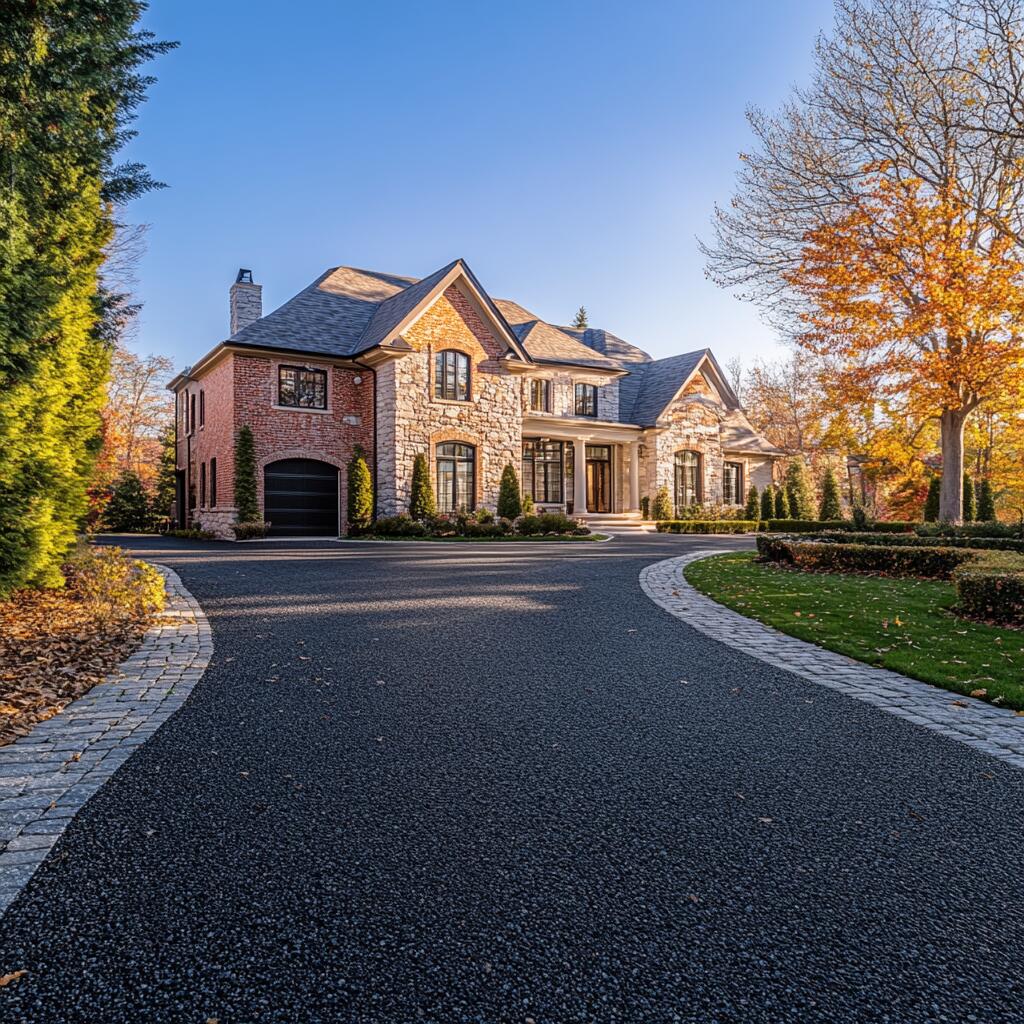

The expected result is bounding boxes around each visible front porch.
[521,416,644,517]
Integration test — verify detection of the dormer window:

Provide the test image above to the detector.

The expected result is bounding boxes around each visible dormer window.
[435,350,470,401]
[279,365,327,409]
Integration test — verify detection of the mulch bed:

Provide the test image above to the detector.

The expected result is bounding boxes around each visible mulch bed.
[0,582,154,747]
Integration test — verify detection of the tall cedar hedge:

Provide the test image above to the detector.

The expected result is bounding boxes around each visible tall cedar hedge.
[924,476,941,522]
[347,447,373,533]
[0,3,174,594]
[409,453,436,520]
[818,468,842,520]
[744,484,760,521]
[760,485,774,521]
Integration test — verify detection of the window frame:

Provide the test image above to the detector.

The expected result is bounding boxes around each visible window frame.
[522,439,564,504]
[278,364,328,410]
[722,461,744,506]
[210,457,217,508]
[529,378,551,413]
[434,349,471,402]
[574,383,598,418]
[199,389,205,427]
[199,462,207,508]
[436,442,476,512]
[673,450,702,510]
[189,394,196,434]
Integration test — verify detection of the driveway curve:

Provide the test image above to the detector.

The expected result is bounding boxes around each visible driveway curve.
[0,534,1022,1024]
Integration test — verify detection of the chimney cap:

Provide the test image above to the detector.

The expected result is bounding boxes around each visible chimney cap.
[236,268,254,284]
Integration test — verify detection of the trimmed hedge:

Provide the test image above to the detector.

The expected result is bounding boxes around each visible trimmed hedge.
[763,519,917,534]
[916,522,1023,540]
[757,534,1024,626]
[816,531,1024,554]
[756,535,975,578]
[656,520,759,534]
[953,555,1024,626]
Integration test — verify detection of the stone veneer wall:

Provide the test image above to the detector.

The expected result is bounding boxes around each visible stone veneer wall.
[376,285,522,517]
[641,373,727,508]
[520,370,619,421]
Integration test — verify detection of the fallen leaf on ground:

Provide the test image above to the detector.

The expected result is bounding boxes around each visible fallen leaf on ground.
[0,971,26,987]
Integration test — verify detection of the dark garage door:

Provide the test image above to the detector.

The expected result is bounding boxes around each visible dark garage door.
[264,459,339,537]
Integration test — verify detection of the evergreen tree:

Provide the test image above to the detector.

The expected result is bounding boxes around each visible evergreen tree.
[347,447,373,534]
[571,306,589,329]
[153,422,177,524]
[651,486,673,521]
[774,483,790,519]
[962,473,976,522]
[744,484,760,521]
[785,457,814,519]
[409,453,436,519]
[234,426,258,522]
[102,471,153,532]
[760,485,775,521]
[0,5,175,595]
[923,476,941,522]
[497,463,522,519]
[976,478,997,522]
[818,467,842,520]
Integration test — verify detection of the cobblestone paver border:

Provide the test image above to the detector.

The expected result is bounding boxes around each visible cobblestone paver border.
[640,551,1024,770]
[0,565,210,913]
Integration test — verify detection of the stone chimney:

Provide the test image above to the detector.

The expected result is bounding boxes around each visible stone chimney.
[229,268,262,335]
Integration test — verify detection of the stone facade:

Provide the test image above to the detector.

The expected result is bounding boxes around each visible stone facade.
[376,285,522,517]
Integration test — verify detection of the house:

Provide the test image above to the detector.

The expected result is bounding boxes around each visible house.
[167,260,784,537]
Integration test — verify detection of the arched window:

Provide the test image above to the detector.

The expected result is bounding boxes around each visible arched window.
[436,442,475,512]
[674,450,702,510]
[435,350,470,401]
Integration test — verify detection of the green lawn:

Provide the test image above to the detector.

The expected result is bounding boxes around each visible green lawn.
[685,551,1024,710]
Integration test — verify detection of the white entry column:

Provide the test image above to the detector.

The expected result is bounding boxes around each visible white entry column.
[573,439,588,514]
[629,442,641,511]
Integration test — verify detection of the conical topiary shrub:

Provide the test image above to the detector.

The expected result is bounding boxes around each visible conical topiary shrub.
[409,452,436,520]
[785,457,814,519]
[976,478,996,522]
[962,473,976,522]
[347,447,373,534]
[774,484,790,519]
[924,476,941,522]
[818,467,842,520]
[744,484,760,521]
[760,485,775,521]
[497,463,522,520]
[651,486,672,521]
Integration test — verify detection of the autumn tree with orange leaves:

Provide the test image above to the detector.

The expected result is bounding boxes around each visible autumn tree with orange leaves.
[703,0,1024,521]
[784,173,1024,521]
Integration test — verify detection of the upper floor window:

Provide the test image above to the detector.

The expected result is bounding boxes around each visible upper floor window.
[190,394,196,433]
[574,383,597,417]
[435,350,470,402]
[210,458,217,507]
[436,442,475,512]
[674,450,702,509]
[279,365,327,409]
[723,461,743,506]
[529,379,551,413]
[199,389,205,427]
[199,462,207,507]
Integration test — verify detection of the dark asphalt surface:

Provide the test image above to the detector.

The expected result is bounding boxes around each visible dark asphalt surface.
[1,534,1022,1024]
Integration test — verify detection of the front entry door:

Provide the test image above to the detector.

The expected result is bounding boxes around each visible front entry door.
[585,445,612,513]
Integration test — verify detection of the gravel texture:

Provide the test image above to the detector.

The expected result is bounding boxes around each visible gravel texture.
[0,534,1021,1023]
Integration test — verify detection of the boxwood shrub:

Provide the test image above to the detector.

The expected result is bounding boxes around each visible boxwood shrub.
[916,522,1023,540]
[953,555,1024,626]
[755,535,975,578]
[656,520,759,534]
[762,519,917,534]
[815,531,1024,554]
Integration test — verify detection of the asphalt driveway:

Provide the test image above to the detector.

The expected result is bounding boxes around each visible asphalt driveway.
[1,534,1022,1023]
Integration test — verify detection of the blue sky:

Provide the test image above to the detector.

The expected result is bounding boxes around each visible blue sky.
[126,0,832,369]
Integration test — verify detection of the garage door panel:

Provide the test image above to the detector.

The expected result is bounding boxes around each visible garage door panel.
[264,459,338,537]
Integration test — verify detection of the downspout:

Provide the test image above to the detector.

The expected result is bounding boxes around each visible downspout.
[352,358,378,520]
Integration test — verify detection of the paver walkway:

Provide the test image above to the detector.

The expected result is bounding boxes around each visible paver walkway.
[641,551,1024,770]
[0,535,1021,1023]
[0,566,211,913]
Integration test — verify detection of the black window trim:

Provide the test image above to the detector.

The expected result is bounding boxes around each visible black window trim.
[434,349,471,402]
[278,364,328,410]
[210,457,217,508]
[199,389,205,427]
[435,441,476,512]
[522,438,564,503]
[673,449,703,509]
[723,460,744,506]
[574,382,598,418]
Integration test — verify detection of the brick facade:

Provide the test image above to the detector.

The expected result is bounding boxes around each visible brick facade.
[177,352,373,537]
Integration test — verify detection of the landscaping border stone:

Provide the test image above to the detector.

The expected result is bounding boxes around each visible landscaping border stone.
[0,565,211,914]
[640,551,1024,770]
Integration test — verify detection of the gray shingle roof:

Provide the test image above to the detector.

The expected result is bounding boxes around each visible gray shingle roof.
[561,327,652,366]
[720,409,788,455]
[619,350,709,427]
[492,301,623,370]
